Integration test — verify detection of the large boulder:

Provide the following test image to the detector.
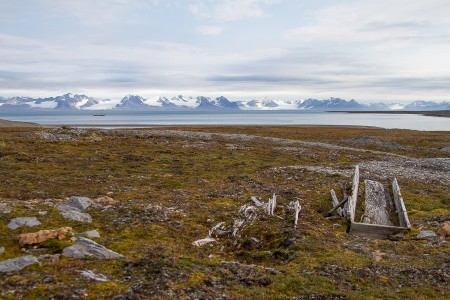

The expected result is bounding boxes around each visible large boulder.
[62,237,123,260]
[0,255,39,273]
[17,227,73,246]
[7,217,41,230]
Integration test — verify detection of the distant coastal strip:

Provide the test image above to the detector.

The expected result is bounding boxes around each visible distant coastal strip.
[338,110,450,118]
[0,119,42,127]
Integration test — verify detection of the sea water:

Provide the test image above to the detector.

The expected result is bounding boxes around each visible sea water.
[0,110,448,131]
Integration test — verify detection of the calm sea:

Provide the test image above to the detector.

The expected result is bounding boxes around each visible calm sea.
[0,110,448,131]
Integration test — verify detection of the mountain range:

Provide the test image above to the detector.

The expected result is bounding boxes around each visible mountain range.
[0,93,449,111]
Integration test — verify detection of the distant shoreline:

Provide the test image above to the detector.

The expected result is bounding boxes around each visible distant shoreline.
[334,110,450,118]
[0,119,43,127]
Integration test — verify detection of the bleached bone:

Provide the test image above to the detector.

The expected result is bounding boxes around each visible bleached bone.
[270,194,277,215]
[251,196,264,207]
[192,237,216,247]
[239,203,259,221]
[288,200,302,227]
[232,219,245,237]
[208,222,227,237]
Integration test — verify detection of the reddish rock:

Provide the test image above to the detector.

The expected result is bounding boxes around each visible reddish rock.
[17,227,73,246]
[437,222,450,237]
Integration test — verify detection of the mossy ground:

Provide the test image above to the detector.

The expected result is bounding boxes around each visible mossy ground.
[0,126,449,299]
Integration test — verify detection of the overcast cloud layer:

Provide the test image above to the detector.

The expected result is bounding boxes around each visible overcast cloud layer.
[1,0,450,102]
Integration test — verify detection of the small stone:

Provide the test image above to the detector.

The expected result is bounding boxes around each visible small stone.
[0,203,11,214]
[37,254,60,263]
[437,222,450,237]
[65,196,93,211]
[0,247,4,255]
[82,230,100,238]
[17,227,73,246]
[38,211,48,216]
[389,233,404,241]
[94,196,117,206]
[0,255,40,273]
[62,237,123,260]
[372,250,387,262]
[416,230,438,240]
[8,217,41,230]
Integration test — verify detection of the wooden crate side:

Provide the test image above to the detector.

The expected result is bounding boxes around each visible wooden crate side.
[348,222,408,239]
[392,178,412,229]
[346,165,359,222]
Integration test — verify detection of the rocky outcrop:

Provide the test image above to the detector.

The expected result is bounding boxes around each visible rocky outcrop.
[7,217,41,230]
[62,237,123,259]
[0,255,39,273]
[17,227,73,246]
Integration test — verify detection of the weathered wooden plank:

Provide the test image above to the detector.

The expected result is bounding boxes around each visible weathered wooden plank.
[392,178,412,229]
[326,191,348,217]
[361,180,393,226]
[348,222,408,239]
[347,165,359,222]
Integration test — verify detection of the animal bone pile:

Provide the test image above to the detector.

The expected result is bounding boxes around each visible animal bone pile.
[192,194,302,247]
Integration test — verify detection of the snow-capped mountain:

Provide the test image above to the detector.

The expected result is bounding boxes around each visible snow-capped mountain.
[196,96,240,110]
[366,103,405,110]
[298,98,365,110]
[404,101,450,111]
[0,93,110,110]
[0,93,449,112]
[238,97,298,110]
[115,95,148,109]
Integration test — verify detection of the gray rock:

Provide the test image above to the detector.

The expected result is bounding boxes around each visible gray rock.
[417,230,438,239]
[82,230,100,238]
[0,247,4,255]
[7,217,41,230]
[62,237,123,260]
[65,196,93,211]
[57,204,92,223]
[0,255,40,273]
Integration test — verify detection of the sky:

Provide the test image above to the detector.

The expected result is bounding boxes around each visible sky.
[1,0,450,103]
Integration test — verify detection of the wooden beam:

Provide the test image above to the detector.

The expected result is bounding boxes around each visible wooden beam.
[347,165,359,222]
[348,221,408,239]
[326,192,349,217]
[392,178,412,229]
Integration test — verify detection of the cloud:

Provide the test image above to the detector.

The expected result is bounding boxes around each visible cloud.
[188,0,279,22]
[283,0,450,47]
[196,25,225,36]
